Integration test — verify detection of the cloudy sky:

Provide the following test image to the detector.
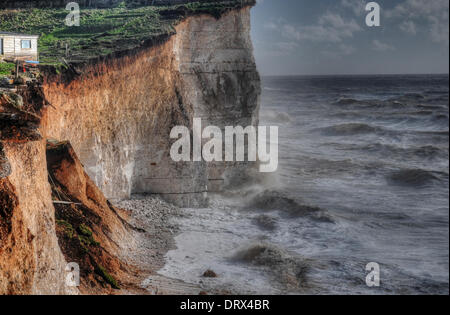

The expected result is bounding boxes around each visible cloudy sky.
[251,0,449,75]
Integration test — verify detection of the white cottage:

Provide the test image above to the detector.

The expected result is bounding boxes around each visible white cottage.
[0,32,39,61]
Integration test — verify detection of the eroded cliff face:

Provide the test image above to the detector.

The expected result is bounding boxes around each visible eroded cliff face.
[0,6,259,294]
[174,6,261,193]
[0,140,75,294]
[42,7,260,206]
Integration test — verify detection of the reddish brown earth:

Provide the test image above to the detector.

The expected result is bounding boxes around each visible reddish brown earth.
[47,140,147,294]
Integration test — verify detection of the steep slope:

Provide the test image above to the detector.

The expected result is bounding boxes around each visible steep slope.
[47,140,150,294]
[0,140,75,294]
[1,91,73,294]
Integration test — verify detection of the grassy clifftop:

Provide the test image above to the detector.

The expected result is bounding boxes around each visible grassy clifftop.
[0,0,254,65]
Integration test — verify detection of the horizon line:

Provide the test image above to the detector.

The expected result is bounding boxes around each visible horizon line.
[260,73,450,77]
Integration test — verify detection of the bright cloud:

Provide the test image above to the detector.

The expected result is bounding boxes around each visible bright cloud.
[265,12,362,43]
[386,0,449,45]
[372,39,395,51]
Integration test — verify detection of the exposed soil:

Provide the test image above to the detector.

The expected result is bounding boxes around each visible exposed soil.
[46,140,149,294]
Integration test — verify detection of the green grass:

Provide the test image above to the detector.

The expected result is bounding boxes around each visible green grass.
[56,219,75,239]
[0,62,15,76]
[77,224,100,247]
[0,1,247,65]
[78,223,93,237]
[95,264,120,289]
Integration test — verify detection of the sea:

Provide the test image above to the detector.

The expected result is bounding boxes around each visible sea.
[155,74,449,295]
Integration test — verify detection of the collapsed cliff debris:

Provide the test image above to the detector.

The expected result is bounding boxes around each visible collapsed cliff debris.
[0,92,42,143]
[0,61,48,143]
[47,140,129,293]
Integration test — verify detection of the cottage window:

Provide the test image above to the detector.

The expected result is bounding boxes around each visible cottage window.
[21,40,32,49]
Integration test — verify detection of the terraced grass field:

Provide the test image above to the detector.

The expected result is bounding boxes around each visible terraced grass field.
[0,1,249,64]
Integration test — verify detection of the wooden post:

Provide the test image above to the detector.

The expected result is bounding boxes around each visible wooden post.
[15,60,18,80]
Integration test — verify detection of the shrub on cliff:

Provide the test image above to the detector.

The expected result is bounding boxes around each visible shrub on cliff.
[0,63,15,76]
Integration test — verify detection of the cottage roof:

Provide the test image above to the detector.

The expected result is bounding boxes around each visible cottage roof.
[0,32,39,37]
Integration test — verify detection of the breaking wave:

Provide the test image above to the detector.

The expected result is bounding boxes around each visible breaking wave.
[333,97,408,109]
[260,109,292,124]
[333,93,447,110]
[247,190,333,223]
[391,93,426,102]
[317,123,383,136]
[232,243,309,291]
[387,169,446,187]
[341,143,448,160]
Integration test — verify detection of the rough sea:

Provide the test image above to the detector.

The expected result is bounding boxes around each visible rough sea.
[156,75,449,295]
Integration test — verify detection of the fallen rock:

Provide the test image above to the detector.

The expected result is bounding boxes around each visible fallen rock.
[202,270,218,278]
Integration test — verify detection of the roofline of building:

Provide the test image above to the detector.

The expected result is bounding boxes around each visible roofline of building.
[0,32,39,38]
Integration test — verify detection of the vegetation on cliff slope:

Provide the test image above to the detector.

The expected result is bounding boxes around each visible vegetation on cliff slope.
[0,63,15,76]
[48,141,124,293]
[0,1,253,65]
